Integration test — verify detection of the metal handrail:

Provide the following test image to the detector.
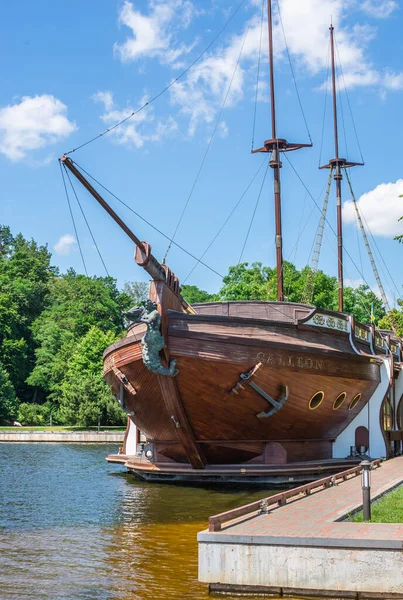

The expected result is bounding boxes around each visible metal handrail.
[208,459,381,532]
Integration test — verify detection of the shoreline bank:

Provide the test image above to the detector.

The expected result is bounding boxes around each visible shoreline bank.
[0,431,124,443]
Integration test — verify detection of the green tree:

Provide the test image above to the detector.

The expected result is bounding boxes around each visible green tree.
[180,285,218,304]
[379,300,403,336]
[27,271,131,424]
[57,327,126,426]
[28,271,130,394]
[123,281,149,305]
[216,261,386,324]
[0,362,18,421]
[219,262,275,300]
[0,225,53,400]
[342,284,386,324]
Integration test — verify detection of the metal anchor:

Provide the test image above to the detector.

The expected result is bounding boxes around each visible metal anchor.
[232,363,289,419]
[252,382,289,419]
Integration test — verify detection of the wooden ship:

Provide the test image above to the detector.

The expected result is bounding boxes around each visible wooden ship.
[61,4,403,484]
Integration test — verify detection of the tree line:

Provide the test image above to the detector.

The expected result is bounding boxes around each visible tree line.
[0,225,400,426]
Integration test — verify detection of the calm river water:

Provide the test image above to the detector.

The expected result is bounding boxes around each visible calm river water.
[0,443,275,600]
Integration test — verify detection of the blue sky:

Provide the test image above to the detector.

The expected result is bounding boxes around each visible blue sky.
[1,0,402,305]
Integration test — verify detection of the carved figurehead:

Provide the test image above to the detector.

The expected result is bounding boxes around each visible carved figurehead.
[124,300,179,377]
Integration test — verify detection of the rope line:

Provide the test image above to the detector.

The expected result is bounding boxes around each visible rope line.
[65,0,248,156]
[344,167,390,311]
[318,38,330,167]
[337,68,349,160]
[334,33,365,164]
[63,166,110,277]
[283,153,383,298]
[355,193,401,300]
[70,159,224,279]
[346,170,399,303]
[238,161,270,263]
[163,24,250,261]
[276,0,312,144]
[251,0,265,152]
[183,157,267,283]
[59,162,88,276]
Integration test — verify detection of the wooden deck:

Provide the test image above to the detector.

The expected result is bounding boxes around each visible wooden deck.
[198,457,403,597]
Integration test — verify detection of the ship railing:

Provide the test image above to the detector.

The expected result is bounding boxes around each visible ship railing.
[208,460,381,532]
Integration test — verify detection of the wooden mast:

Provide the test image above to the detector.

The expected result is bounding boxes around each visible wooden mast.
[253,0,311,302]
[320,24,363,312]
[267,0,283,302]
[330,23,344,312]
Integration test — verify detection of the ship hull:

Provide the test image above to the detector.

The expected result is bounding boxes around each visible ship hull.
[104,293,390,476]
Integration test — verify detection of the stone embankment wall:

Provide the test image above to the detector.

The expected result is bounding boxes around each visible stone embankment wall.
[0,431,124,443]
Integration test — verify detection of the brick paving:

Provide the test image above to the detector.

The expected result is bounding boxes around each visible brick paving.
[208,457,403,545]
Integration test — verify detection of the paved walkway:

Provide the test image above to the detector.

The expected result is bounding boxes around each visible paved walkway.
[201,457,403,548]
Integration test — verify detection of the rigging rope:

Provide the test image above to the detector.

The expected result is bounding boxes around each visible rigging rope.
[183,157,267,283]
[276,0,312,144]
[59,162,88,276]
[343,168,389,310]
[251,0,265,152]
[285,152,322,300]
[285,179,328,273]
[70,159,224,279]
[344,167,398,308]
[302,167,333,305]
[354,200,364,277]
[337,71,349,160]
[334,34,365,164]
[238,161,270,264]
[359,206,401,302]
[318,38,330,167]
[63,166,110,277]
[163,24,251,262]
[64,0,248,156]
[283,153,384,301]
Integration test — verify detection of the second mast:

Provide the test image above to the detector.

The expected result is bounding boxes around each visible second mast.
[253,0,311,302]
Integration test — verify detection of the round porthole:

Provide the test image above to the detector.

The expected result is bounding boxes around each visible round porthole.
[349,393,362,411]
[309,391,324,410]
[333,392,346,410]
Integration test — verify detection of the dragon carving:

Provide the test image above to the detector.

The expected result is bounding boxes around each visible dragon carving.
[124,300,179,377]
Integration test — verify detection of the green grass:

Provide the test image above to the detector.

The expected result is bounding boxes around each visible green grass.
[351,486,403,523]
[0,426,126,432]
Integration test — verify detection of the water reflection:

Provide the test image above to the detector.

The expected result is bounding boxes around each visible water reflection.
[0,444,276,599]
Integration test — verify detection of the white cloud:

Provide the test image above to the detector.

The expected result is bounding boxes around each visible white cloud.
[343,179,403,237]
[170,16,263,134]
[92,90,115,111]
[170,0,403,132]
[53,234,77,256]
[270,0,402,91]
[108,0,403,139]
[383,71,403,90]
[359,0,398,19]
[93,90,178,148]
[114,0,197,65]
[0,95,76,161]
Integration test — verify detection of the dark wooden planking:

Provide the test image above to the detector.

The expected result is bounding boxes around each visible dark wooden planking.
[173,355,378,446]
[156,375,206,469]
[168,312,360,356]
[192,301,314,322]
[169,336,379,381]
[105,357,178,442]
